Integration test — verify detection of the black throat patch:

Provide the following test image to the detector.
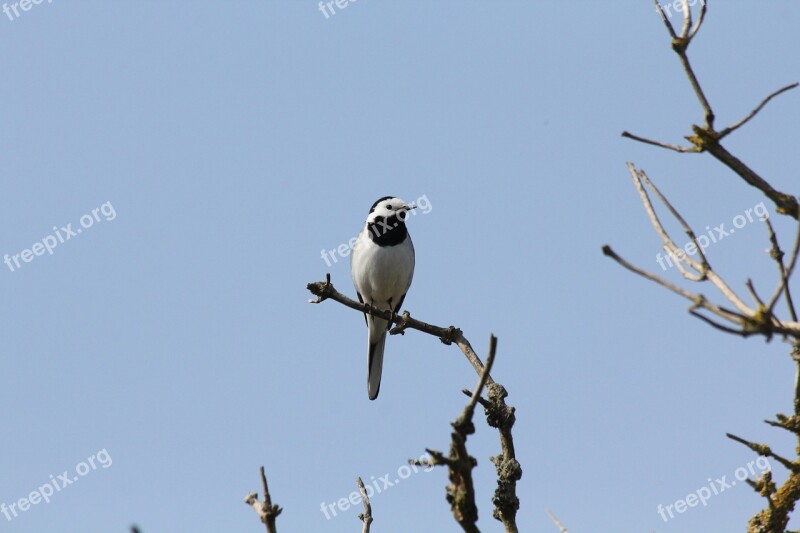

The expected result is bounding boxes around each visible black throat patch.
[367,214,408,246]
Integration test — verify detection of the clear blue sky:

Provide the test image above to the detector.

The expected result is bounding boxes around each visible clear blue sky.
[2,1,799,532]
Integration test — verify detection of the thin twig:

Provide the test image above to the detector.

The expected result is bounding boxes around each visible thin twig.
[766,220,800,316]
[545,508,569,533]
[679,0,692,40]
[726,433,798,472]
[719,83,799,139]
[631,164,762,315]
[244,466,282,533]
[604,246,738,318]
[653,0,678,39]
[689,309,755,338]
[605,243,800,337]
[668,0,715,128]
[614,163,800,339]
[620,131,696,152]
[766,219,799,322]
[687,0,707,39]
[356,477,373,533]
[307,277,494,382]
[632,165,710,274]
[746,279,766,309]
[794,343,800,421]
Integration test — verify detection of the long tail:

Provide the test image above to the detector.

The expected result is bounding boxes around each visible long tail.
[367,316,388,400]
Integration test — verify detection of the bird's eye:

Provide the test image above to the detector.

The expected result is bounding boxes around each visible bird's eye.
[386,204,393,210]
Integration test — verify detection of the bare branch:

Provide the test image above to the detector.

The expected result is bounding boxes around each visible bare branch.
[356,477,373,533]
[766,219,799,322]
[617,4,800,531]
[308,277,495,381]
[687,0,707,39]
[746,279,767,309]
[765,412,800,442]
[309,279,522,532]
[603,245,738,318]
[689,309,755,338]
[608,161,800,341]
[483,390,521,528]
[424,336,498,533]
[697,135,800,220]
[672,38,715,128]
[653,0,678,39]
[631,165,710,276]
[794,344,800,422]
[766,219,800,317]
[629,163,762,316]
[244,466,282,533]
[545,508,568,532]
[620,131,696,153]
[726,433,798,472]
[679,0,692,40]
[457,336,497,427]
[632,3,800,220]
[719,83,799,139]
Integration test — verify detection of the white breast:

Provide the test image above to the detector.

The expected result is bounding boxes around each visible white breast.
[351,230,415,310]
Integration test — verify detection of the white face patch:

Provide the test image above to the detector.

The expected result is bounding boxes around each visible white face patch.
[367,198,409,223]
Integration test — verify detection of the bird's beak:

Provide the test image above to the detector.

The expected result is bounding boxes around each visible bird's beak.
[403,204,416,211]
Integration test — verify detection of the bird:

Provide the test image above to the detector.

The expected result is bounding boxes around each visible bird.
[351,196,416,400]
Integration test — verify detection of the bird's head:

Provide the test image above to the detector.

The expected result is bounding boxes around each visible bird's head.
[366,196,416,224]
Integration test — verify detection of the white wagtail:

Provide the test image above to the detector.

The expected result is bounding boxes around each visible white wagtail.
[351,196,416,400]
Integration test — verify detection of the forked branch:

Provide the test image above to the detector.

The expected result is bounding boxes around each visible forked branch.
[244,466,282,533]
[603,164,800,340]
[622,0,799,219]
[308,278,521,532]
[613,4,800,531]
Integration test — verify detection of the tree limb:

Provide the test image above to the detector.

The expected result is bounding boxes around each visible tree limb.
[244,466,282,533]
[604,164,800,339]
[307,274,493,381]
[356,477,372,533]
[627,0,800,220]
[308,278,521,532]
